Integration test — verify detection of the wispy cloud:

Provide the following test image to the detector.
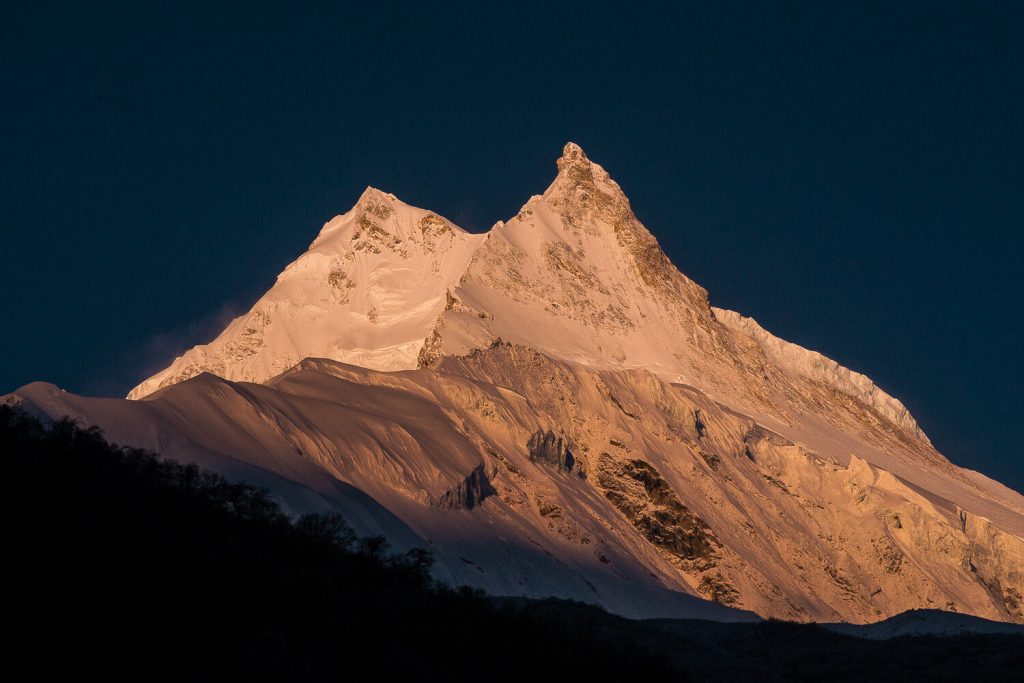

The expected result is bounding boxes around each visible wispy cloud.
[95,300,252,397]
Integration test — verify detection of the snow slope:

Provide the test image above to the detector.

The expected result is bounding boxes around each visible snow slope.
[824,609,1024,639]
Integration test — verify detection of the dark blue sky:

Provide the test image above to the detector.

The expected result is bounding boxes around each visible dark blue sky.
[2,2,1022,491]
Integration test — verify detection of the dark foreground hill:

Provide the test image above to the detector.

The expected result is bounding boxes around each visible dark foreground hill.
[3,405,1022,682]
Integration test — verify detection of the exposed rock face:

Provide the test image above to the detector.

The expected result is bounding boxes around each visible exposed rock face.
[435,464,496,510]
[597,455,719,569]
[527,430,578,474]
[23,142,1021,625]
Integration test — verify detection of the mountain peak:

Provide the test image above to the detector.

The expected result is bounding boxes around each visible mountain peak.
[554,141,608,184]
[556,141,589,169]
[546,141,623,202]
[355,185,398,210]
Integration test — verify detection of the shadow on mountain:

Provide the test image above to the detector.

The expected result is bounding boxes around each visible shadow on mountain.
[3,404,1022,682]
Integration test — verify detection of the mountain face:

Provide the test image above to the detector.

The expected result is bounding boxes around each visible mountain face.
[10,143,1024,624]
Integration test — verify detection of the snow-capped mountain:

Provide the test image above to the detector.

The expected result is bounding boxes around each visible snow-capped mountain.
[9,143,1024,624]
[128,187,485,398]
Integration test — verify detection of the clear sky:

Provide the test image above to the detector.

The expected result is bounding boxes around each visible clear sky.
[2,2,1021,492]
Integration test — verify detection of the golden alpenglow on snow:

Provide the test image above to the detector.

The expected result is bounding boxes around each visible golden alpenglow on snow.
[11,144,1024,624]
